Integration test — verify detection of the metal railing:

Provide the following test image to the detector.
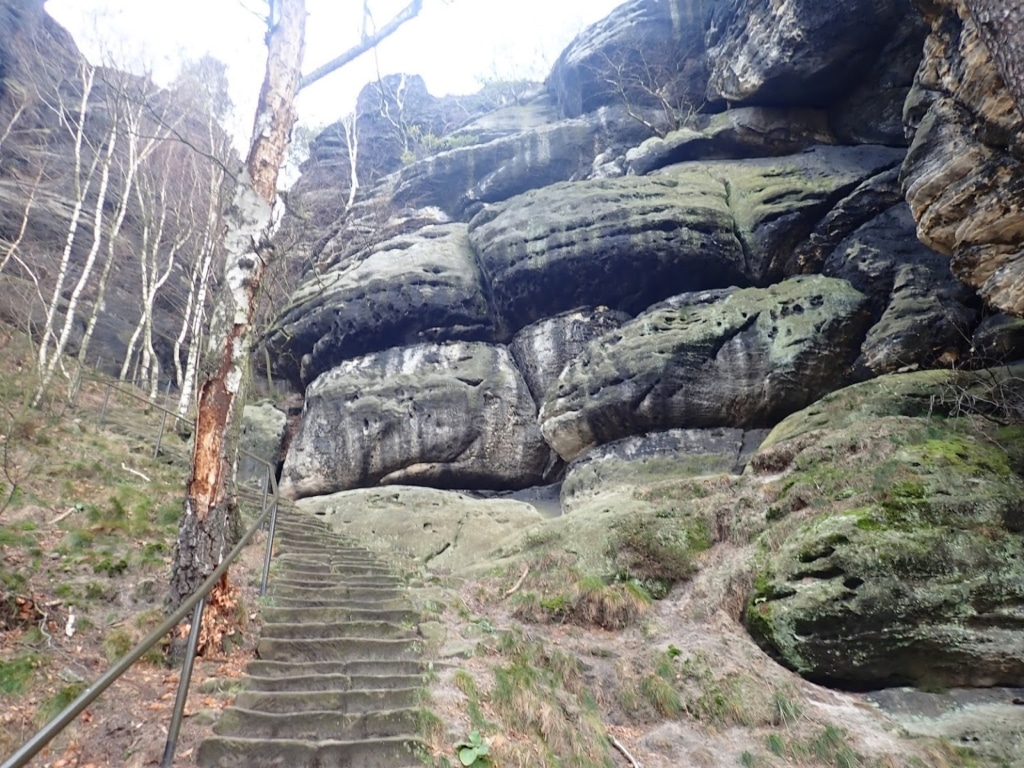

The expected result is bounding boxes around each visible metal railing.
[2,377,283,768]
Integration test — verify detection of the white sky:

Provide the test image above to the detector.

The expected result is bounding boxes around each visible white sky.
[44,0,623,143]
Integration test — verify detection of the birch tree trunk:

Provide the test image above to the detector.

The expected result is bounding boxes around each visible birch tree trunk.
[167,0,428,644]
[167,0,307,617]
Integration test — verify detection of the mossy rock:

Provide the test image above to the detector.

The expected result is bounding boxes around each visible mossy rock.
[745,368,1024,688]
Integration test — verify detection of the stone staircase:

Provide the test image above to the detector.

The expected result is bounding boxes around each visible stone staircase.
[197,508,429,768]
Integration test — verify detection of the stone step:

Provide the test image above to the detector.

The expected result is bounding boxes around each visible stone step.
[276,561,395,576]
[197,735,425,768]
[275,569,398,583]
[257,636,421,663]
[233,686,421,714]
[244,672,425,693]
[259,620,415,641]
[214,706,418,740]
[244,659,425,679]
[272,578,403,593]
[261,606,419,626]
[270,594,410,610]
[271,584,404,601]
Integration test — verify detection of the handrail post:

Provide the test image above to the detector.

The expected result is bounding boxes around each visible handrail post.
[154,409,169,460]
[160,596,205,768]
[97,383,112,428]
[260,497,279,597]
[260,465,270,530]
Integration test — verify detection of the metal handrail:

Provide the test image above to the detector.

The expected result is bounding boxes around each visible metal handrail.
[2,375,285,768]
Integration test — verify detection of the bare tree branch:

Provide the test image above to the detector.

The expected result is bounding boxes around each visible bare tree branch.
[298,0,423,91]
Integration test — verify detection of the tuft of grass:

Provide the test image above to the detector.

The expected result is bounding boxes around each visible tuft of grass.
[512,571,651,630]
[482,631,614,768]
[610,514,710,598]
[639,673,682,717]
[102,627,135,663]
[0,652,41,695]
[37,681,87,726]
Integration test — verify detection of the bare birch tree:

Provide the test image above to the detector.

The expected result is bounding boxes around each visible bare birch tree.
[167,0,426,635]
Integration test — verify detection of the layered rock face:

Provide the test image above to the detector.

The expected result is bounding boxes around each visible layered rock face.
[265,0,1024,690]
[901,0,1024,315]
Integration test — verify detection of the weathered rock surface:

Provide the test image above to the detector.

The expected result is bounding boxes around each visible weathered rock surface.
[540,276,871,462]
[901,0,1024,315]
[705,0,915,108]
[746,369,1024,689]
[624,107,835,176]
[261,224,495,388]
[391,103,658,219]
[675,145,906,282]
[509,307,631,406]
[560,428,767,512]
[468,173,745,334]
[280,343,549,500]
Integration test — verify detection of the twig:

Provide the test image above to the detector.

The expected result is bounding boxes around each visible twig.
[610,735,641,768]
[120,462,151,482]
[51,507,76,525]
[503,565,529,599]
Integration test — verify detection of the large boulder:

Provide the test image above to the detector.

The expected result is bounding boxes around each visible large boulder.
[745,369,1024,688]
[280,342,550,499]
[901,0,1024,315]
[391,104,658,219]
[680,145,906,282]
[704,0,915,108]
[546,0,720,119]
[467,173,746,334]
[509,307,631,405]
[539,275,872,462]
[561,427,767,512]
[260,224,496,388]
[624,107,835,176]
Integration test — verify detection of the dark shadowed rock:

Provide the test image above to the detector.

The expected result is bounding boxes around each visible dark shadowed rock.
[539,275,871,461]
[509,307,632,405]
[624,107,835,175]
[792,167,907,274]
[261,224,496,388]
[467,173,746,335]
[823,204,979,375]
[546,0,720,118]
[705,0,914,108]
[280,342,549,499]
[971,314,1024,363]
[828,12,928,145]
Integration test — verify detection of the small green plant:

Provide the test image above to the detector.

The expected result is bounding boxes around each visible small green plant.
[0,652,40,695]
[102,627,134,663]
[37,681,87,725]
[454,730,490,766]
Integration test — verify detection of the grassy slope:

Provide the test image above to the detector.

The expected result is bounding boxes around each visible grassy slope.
[0,324,263,766]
